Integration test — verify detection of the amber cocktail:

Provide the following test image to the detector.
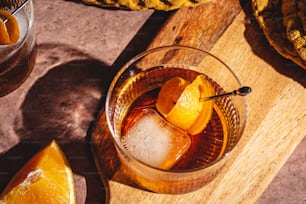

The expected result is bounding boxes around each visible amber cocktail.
[106,46,248,194]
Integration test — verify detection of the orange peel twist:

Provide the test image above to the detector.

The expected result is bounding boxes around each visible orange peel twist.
[0,9,20,45]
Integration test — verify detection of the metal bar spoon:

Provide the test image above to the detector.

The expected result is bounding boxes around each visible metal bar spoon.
[200,86,252,101]
[136,86,252,109]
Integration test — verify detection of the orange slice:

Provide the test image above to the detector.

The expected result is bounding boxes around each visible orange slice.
[156,75,215,135]
[0,9,20,45]
[0,140,76,204]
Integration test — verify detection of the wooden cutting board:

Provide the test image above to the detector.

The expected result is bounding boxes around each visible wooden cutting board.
[91,0,306,203]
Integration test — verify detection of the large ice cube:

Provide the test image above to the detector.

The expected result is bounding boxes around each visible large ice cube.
[121,109,191,170]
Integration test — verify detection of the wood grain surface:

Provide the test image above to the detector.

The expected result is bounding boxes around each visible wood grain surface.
[92,0,306,203]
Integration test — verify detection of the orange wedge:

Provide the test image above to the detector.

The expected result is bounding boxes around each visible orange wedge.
[156,75,215,135]
[0,140,76,204]
[0,9,20,45]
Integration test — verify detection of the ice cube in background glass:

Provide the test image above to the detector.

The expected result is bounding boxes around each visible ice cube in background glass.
[121,109,191,170]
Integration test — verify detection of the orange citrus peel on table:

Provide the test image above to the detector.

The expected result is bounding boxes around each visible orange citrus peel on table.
[0,9,20,45]
[0,140,76,204]
[156,75,215,135]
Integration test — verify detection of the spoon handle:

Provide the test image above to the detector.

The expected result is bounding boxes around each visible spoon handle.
[11,0,29,15]
[202,86,252,101]
[135,86,252,110]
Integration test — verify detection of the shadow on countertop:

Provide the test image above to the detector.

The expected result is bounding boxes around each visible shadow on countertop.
[0,44,114,204]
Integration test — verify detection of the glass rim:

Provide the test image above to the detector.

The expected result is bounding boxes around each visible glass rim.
[105,45,248,174]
